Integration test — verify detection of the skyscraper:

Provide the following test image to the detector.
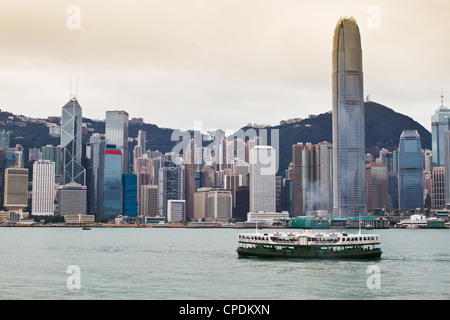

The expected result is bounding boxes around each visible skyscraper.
[444,131,450,205]
[140,184,158,216]
[292,142,333,216]
[158,155,185,218]
[332,17,366,218]
[32,160,55,216]
[86,134,102,215]
[292,142,316,216]
[137,130,147,153]
[98,142,123,218]
[398,130,423,210]
[4,167,28,211]
[249,145,276,213]
[61,98,85,185]
[365,163,388,211]
[431,93,450,166]
[41,145,61,183]
[106,111,129,174]
[122,173,138,217]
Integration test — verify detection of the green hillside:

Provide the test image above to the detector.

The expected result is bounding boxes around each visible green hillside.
[0,101,431,176]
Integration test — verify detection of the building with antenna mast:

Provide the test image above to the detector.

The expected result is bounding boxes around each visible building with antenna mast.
[431,89,450,166]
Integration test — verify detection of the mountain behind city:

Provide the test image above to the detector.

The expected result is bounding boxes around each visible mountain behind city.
[0,100,431,174]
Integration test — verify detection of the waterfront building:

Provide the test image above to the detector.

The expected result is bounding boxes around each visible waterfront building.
[4,167,28,211]
[122,174,138,217]
[105,110,129,174]
[32,160,55,216]
[207,189,232,220]
[365,163,388,212]
[247,211,290,224]
[194,187,211,220]
[431,166,445,209]
[167,199,186,222]
[332,17,366,218]
[57,183,87,215]
[158,156,185,218]
[64,214,95,224]
[398,130,423,210]
[139,185,158,217]
[431,94,450,166]
[249,145,276,214]
[98,142,123,218]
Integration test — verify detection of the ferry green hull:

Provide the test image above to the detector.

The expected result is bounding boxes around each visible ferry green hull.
[236,246,382,259]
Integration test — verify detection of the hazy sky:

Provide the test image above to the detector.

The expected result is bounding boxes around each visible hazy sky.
[1,0,449,132]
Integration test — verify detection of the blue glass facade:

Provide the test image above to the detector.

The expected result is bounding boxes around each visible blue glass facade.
[122,174,138,217]
[98,142,123,218]
[398,130,423,210]
[431,101,450,166]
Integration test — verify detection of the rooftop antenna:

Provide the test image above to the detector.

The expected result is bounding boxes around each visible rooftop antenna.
[70,75,78,101]
[441,88,444,107]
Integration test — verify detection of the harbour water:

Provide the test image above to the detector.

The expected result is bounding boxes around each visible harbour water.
[0,227,448,300]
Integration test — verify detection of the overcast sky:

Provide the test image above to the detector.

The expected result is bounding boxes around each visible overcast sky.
[1,0,449,132]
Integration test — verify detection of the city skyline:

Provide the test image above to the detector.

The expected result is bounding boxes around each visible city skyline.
[1,1,449,132]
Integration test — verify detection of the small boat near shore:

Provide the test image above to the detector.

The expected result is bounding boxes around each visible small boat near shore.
[237,229,382,259]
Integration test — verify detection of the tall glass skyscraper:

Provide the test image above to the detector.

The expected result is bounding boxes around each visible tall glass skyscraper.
[98,142,123,218]
[332,17,366,218]
[431,94,450,166]
[122,173,138,217]
[398,130,423,210]
[158,155,185,218]
[105,111,129,174]
[61,98,85,185]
